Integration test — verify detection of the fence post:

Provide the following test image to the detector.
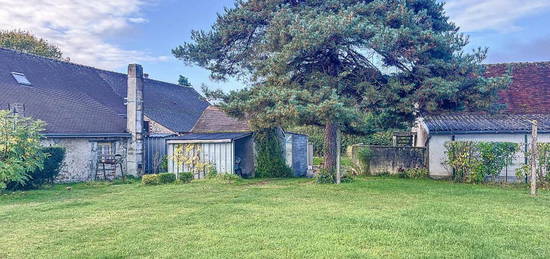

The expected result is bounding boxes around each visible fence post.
[336,129,341,184]
[530,120,538,196]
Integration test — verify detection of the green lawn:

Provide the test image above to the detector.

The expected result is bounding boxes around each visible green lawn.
[2,177,550,258]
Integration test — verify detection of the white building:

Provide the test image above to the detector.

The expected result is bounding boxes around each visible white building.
[415,114,550,181]
[414,61,550,181]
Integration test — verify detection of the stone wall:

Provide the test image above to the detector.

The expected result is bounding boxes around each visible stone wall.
[348,145,427,175]
[145,116,175,135]
[41,137,128,182]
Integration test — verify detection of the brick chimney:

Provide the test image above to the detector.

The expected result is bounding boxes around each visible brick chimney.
[126,64,145,176]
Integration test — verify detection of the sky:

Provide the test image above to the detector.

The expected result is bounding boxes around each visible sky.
[1,0,549,93]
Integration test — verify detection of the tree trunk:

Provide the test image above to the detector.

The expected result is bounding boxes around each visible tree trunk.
[324,121,338,172]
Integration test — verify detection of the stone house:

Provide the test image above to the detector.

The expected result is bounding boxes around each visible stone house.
[0,48,310,182]
[414,62,550,181]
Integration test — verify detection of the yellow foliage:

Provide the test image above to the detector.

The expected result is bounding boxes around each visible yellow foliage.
[171,144,209,177]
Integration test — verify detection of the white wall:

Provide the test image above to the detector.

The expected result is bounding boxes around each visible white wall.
[168,142,235,177]
[428,133,550,180]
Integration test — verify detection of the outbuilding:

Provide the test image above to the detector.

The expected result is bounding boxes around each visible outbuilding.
[415,114,550,181]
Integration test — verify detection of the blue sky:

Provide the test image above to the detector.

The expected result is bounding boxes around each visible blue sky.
[1,0,549,93]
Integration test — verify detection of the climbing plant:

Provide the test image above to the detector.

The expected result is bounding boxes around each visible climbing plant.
[516,143,550,183]
[255,128,292,178]
[444,141,518,183]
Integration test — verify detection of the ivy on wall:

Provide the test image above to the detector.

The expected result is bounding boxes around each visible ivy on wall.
[255,128,292,178]
[444,141,519,183]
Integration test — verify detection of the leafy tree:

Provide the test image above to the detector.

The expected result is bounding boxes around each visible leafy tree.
[0,30,63,59]
[0,110,47,190]
[174,0,509,171]
[178,75,192,87]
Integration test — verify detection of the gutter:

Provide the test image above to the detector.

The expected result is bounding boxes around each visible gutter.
[43,133,131,138]
[430,130,550,135]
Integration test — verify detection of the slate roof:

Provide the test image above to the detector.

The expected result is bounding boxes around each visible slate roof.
[191,106,251,133]
[486,62,550,114]
[424,114,550,134]
[0,48,210,134]
[168,132,252,141]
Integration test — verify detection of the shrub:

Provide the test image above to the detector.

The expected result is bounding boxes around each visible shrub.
[340,173,355,183]
[315,169,354,184]
[0,111,47,190]
[515,143,550,184]
[206,165,218,179]
[8,147,65,190]
[399,168,428,179]
[178,172,194,184]
[444,141,518,183]
[158,173,176,184]
[142,174,159,185]
[255,128,292,178]
[315,169,335,184]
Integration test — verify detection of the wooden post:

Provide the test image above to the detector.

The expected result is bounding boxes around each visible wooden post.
[336,128,341,184]
[530,120,538,196]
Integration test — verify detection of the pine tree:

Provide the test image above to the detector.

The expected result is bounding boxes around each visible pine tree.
[173,0,509,171]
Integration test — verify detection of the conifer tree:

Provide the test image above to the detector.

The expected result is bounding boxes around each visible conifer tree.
[174,0,508,171]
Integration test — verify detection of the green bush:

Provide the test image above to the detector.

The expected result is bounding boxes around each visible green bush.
[515,143,550,184]
[255,128,292,178]
[399,168,428,179]
[0,111,47,190]
[206,166,218,179]
[315,169,354,184]
[445,141,518,183]
[7,147,65,190]
[178,172,194,184]
[340,173,355,183]
[158,173,176,184]
[142,174,159,185]
[315,169,335,184]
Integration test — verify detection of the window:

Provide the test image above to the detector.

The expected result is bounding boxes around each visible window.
[11,72,32,86]
[97,143,114,156]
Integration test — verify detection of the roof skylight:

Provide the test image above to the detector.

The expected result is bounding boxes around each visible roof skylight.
[11,72,32,86]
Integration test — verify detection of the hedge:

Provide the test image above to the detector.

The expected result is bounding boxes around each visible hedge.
[7,147,65,190]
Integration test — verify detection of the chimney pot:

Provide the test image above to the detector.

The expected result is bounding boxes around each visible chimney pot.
[144,73,149,79]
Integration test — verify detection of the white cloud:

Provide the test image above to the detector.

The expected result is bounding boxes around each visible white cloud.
[129,17,149,24]
[445,0,550,32]
[0,0,165,70]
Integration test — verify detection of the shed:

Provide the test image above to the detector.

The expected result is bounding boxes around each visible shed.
[166,132,254,177]
[415,113,550,181]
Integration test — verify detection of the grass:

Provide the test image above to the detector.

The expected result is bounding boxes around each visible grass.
[313,156,353,167]
[2,177,550,258]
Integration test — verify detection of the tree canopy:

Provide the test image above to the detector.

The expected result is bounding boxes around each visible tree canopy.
[178,75,192,87]
[0,30,63,59]
[174,0,509,171]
